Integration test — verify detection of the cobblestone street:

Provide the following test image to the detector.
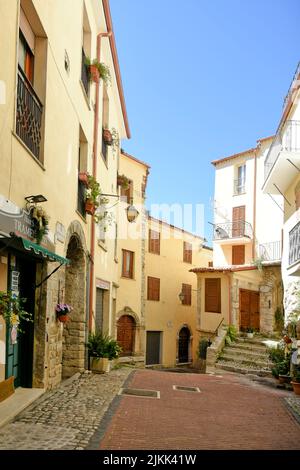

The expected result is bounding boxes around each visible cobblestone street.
[0,368,131,450]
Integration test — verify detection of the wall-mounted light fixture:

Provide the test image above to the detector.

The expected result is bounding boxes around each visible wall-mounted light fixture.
[101,193,139,223]
[25,195,47,204]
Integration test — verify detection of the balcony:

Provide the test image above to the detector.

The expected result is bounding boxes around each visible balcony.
[289,222,300,267]
[16,66,43,160]
[233,178,246,196]
[263,120,300,194]
[213,220,253,244]
[81,48,90,96]
[259,241,282,262]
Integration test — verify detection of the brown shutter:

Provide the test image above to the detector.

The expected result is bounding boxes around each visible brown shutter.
[148,277,160,300]
[122,250,134,278]
[183,242,192,263]
[205,278,221,313]
[232,206,245,237]
[149,230,160,254]
[182,283,192,305]
[232,245,245,265]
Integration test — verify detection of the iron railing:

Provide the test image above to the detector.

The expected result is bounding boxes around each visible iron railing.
[213,220,253,240]
[81,48,90,96]
[289,222,300,266]
[264,120,300,181]
[233,178,246,195]
[259,241,282,261]
[16,66,43,160]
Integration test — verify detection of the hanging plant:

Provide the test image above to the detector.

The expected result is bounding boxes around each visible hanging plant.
[0,291,33,332]
[30,206,49,244]
[55,303,73,323]
[117,174,130,190]
[84,57,111,86]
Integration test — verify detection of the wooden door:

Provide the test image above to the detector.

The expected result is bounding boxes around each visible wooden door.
[146,331,161,365]
[232,245,245,265]
[232,206,245,237]
[117,315,135,356]
[240,289,260,331]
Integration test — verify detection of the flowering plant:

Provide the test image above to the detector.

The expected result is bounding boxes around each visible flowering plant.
[55,303,73,315]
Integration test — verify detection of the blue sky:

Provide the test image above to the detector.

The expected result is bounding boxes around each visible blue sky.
[110,0,299,243]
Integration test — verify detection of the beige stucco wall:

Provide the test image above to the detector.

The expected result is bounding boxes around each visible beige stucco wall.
[145,219,212,367]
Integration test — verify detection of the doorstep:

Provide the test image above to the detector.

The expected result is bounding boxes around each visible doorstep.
[0,387,45,428]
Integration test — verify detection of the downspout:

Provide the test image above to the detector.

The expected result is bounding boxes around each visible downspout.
[89,30,112,332]
[227,272,232,326]
[252,149,258,260]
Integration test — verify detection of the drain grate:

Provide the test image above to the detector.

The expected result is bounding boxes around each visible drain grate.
[119,388,160,398]
[173,385,201,393]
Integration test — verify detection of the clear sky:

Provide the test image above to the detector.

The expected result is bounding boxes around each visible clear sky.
[110,0,299,244]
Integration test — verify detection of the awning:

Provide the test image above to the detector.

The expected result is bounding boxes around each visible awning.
[21,238,70,265]
[0,234,70,265]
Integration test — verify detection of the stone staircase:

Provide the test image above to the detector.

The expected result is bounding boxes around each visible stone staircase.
[216,336,273,377]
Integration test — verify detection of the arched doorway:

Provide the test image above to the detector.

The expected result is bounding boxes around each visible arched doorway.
[178,327,190,363]
[62,235,86,378]
[117,315,135,356]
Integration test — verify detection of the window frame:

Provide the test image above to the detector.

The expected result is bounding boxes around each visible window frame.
[148,229,160,255]
[183,241,192,263]
[122,249,134,279]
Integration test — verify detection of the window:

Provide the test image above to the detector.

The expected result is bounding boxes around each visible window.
[147,277,160,301]
[18,30,34,83]
[120,180,133,204]
[183,242,192,263]
[208,261,213,267]
[232,245,245,265]
[81,4,91,96]
[205,278,221,313]
[235,164,246,195]
[122,250,134,279]
[149,230,160,254]
[181,284,192,306]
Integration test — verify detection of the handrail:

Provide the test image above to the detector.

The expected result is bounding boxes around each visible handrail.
[215,317,224,336]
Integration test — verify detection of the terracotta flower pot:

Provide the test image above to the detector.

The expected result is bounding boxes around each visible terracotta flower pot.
[291,381,300,395]
[58,314,70,323]
[278,374,291,384]
[85,200,95,215]
[78,172,89,187]
[103,129,113,146]
[89,64,100,83]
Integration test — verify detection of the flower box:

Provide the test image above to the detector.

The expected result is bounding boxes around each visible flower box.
[89,64,100,83]
[78,172,89,187]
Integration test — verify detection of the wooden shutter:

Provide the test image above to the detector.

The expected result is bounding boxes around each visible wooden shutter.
[232,206,245,237]
[183,242,192,263]
[182,283,192,305]
[149,230,160,254]
[205,278,221,313]
[122,250,134,278]
[232,245,245,265]
[147,277,160,301]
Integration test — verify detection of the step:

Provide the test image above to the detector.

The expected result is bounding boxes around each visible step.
[216,361,273,377]
[229,342,268,353]
[219,354,272,369]
[221,348,269,361]
[235,337,269,347]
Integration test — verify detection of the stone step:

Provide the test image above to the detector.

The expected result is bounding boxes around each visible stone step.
[219,353,272,369]
[235,337,269,347]
[216,360,273,377]
[229,342,268,353]
[222,347,269,361]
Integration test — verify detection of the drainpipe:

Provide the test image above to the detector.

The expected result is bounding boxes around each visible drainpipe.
[89,30,112,332]
[227,272,232,325]
[252,149,258,260]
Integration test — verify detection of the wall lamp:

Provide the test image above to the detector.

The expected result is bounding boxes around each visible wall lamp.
[101,193,139,223]
[25,195,47,204]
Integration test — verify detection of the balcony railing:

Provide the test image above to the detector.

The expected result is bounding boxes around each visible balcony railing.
[213,220,253,240]
[264,120,300,181]
[16,66,43,160]
[233,178,246,195]
[283,61,300,111]
[289,222,300,266]
[81,48,90,96]
[259,241,282,261]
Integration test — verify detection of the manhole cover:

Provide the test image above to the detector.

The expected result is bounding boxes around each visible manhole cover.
[173,385,201,393]
[119,388,160,398]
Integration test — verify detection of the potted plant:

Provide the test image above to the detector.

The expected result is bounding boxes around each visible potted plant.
[55,303,73,323]
[30,206,49,244]
[246,327,255,339]
[85,175,101,216]
[87,332,122,373]
[78,171,89,187]
[291,366,300,395]
[0,291,32,332]
[117,174,130,190]
[103,129,113,146]
[84,58,111,86]
[194,337,212,373]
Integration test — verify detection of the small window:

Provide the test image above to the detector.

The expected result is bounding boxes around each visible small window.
[149,230,160,255]
[235,164,246,195]
[205,278,221,313]
[232,245,245,265]
[122,250,134,279]
[183,242,192,263]
[147,277,160,301]
[181,284,192,306]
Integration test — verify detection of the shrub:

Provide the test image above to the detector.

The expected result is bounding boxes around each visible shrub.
[225,325,237,345]
[87,332,122,360]
[267,343,285,364]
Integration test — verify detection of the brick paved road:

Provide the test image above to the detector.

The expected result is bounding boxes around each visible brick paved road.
[97,370,300,450]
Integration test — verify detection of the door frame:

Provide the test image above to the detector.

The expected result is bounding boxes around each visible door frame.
[239,288,260,332]
[117,314,136,356]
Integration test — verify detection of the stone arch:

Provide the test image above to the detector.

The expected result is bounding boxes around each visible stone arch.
[177,324,193,364]
[62,225,87,378]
